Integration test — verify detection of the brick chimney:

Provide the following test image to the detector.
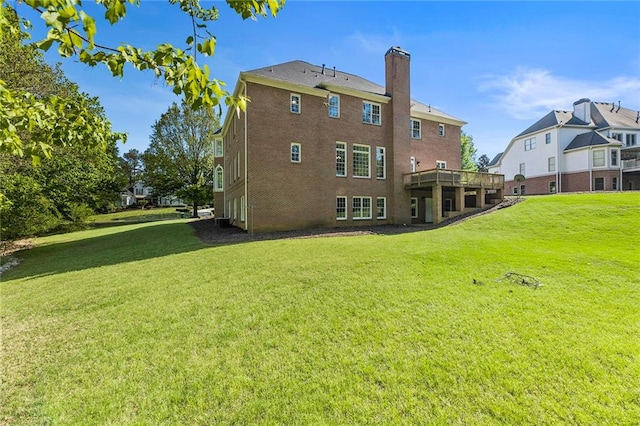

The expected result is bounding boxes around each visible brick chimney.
[385,46,412,225]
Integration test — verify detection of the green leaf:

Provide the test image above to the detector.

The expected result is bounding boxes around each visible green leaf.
[37,38,55,52]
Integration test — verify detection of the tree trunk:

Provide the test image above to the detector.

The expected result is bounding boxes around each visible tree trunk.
[192,200,198,218]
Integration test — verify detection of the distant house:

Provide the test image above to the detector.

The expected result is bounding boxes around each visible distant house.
[118,181,185,207]
[213,47,504,233]
[488,99,640,194]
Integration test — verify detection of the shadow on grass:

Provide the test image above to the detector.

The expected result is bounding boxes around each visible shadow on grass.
[3,221,205,282]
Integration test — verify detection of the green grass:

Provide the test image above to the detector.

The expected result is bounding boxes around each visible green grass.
[89,207,185,225]
[2,193,639,424]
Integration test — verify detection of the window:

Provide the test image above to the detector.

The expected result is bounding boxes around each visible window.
[519,162,526,175]
[291,143,301,163]
[233,198,238,220]
[352,196,372,219]
[436,161,447,169]
[214,139,223,157]
[594,177,604,191]
[362,101,381,125]
[611,133,622,142]
[240,195,245,221]
[336,142,346,177]
[613,177,618,190]
[524,137,537,151]
[376,147,386,179]
[549,181,556,193]
[328,94,340,118]
[611,150,618,166]
[627,134,637,146]
[410,119,421,139]
[214,165,224,192]
[353,144,370,178]
[593,149,605,167]
[512,187,518,195]
[548,156,556,172]
[410,157,416,173]
[520,185,525,195]
[290,94,300,114]
[376,197,386,219]
[336,196,347,220]
[410,197,418,218]
[438,124,445,137]
[545,133,551,144]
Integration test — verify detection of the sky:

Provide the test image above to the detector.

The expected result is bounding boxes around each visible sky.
[17,1,640,159]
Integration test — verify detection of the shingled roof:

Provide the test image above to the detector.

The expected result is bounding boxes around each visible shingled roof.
[564,131,622,152]
[516,110,589,138]
[243,60,464,124]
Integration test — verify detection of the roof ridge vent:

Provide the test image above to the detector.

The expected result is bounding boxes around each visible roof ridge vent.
[610,102,615,112]
[321,64,325,75]
[333,66,336,77]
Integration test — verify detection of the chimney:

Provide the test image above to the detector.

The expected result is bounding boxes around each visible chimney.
[573,98,591,123]
[385,46,412,225]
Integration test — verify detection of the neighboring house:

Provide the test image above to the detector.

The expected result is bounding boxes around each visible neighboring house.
[118,181,185,207]
[488,99,640,194]
[214,46,504,233]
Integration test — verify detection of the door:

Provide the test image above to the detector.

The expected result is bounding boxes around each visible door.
[424,198,433,223]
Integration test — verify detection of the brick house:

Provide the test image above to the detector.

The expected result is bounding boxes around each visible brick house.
[488,99,640,194]
[214,47,504,233]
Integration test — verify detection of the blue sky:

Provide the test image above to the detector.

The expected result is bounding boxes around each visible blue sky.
[19,1,640,158]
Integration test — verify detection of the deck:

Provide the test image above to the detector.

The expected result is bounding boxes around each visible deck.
[404,169,505,189]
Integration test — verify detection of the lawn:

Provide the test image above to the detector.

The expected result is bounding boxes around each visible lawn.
[1,193,639,424]
[88,207,189,225]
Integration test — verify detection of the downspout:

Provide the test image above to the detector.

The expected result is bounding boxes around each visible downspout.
[587,146,593,192]
[243,79,249,233]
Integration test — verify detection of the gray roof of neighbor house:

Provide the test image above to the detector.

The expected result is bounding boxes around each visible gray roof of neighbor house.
[516,110,588,138]
[487,152,503,167]
[243,60,464,123]
[564,131,622,152]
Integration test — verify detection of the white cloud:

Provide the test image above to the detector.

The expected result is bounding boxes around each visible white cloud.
[478,68,640,119]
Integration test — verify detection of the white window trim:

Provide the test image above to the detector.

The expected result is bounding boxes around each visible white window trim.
[352,196,372,220]
[548,181,556,193]
[524,137,537,151]
[214,139,223,158]
[592,149,605,168]
[336,142,347,177]
[291,143,301,163]
[545,133,551,145]
[214,165,224,192]
[410,156,416,173]
[436,161,447,170]
[376,197,387,220]
[328,94,340,118]
[376,147,386,179]
[410,118,421,139]
[438,123,445,137]
[336,196,347,220]
[519,162,526,175]
[352,144,371,179]
[611,149,618,167]
[410,197,418,218]
[362,101,381,126]
[548,156,555,173]
[290,93,301,114]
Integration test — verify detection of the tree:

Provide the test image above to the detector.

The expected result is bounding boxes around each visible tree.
[476,154,491,172]
[121,148,143,186]
[0,5,125,164]
[0,0,284,162]
[461,131,478,171]
[1,10,122,239]
[143,102,218,217]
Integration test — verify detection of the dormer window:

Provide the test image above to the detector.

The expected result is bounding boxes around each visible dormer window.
[290,94,301,114]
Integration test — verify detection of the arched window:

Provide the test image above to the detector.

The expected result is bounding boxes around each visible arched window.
[214,165,224,191]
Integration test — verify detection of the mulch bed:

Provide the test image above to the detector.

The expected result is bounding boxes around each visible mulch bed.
[189,197,523,245]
